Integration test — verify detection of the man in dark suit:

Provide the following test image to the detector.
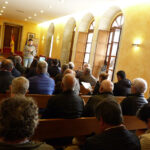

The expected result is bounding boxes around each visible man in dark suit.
[83,80,116,117]
[121,78,148,115]
[29,61,55,95]
[0,59,14,93]
[113,70,131,96]
[83,100,140,150]
[42,74,84,119]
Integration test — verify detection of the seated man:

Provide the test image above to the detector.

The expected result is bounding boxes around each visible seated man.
[83,100,140,150]
[113,70,131,96]
[29,61,55,95]
[137,103,150,150]
[11,76,29,97]
[0,59,14,93]
[0,96,54,150]
[42,74,84,119]
[79,67,97,86]
[121,78,148,115]
[83,80,116,117]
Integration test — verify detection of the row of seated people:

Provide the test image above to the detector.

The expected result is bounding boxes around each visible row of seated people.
[1,93,150,150]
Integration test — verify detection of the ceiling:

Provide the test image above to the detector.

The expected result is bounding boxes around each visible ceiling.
[0,0,120,23]
[0,0,149,23]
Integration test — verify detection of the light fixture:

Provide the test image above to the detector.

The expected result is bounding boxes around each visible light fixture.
[5,1,8,4]
[58,0,64,3]
[28,16,32,19]
[132,38,142,47]
[49,5,52,9]
[40,10,44,13]
[2,6,6,9]
[0,10,4,13]
[24,18,27,21]
[34,13,37,17]
[0,13,2,16]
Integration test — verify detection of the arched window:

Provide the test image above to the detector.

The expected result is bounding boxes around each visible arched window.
[106,14,124,80]
[83,20,95,64]
[49,35,53,57]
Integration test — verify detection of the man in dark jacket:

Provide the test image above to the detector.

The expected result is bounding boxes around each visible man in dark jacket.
[83,100,140,150]
[121,78,148,115]
[0,59,14,93]
[113,70,131,96]
[83,80,116,117]
[42,74,84,119]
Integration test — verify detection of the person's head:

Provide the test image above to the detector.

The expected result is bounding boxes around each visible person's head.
[99,80,114,93]
[83,67,91,75]
[28,39,33,46]
[83,63,90,71]
[137,103,150,128]
[11,77,29,96]
[68,62,75,70]
[63,69,75,77]
[52,59,58,66]
[99,72,108,83]
[117,70,126,81]
[62,74,75,91]
[131,78,147,94]
[61,64,69,73]
[0,96,38,142]
[1,59,13,72]
[30,58,38,69]
[15,56,22,65]
[95,99,123,131]
[36,61,48,74]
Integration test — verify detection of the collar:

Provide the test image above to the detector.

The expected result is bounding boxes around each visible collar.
[105,124,125,131]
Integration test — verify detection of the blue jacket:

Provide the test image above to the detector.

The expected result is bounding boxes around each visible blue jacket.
[29,74,55,95]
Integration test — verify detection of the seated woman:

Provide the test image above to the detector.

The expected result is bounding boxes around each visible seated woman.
[137,103,150,150]
[92,72,108,95]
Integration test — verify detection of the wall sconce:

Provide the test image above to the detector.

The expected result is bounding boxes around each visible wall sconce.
[132,38,142,47]
[56,35,60,44]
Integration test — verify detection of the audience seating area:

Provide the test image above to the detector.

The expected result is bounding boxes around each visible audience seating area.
[32,116,147,140]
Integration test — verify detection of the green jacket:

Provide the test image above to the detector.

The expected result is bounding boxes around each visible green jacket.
[0,141,55,150]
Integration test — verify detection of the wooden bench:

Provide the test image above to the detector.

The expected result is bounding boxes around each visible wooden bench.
[81,95,125,105]
[32,116,147,140]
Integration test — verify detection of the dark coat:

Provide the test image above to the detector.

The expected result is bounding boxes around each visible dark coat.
[120,93,148,115]
[83,92,116,117]
[42,90,84,119]
[0,71,14,93]
[93,81,100,95]
[11,68,21,77]
[113,79,131,96]
[83,126,140,150]
[48,66,61,78]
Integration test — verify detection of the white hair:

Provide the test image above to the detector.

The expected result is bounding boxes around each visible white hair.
[132,78,147,94]
[100,79,114,93]
[68,62,75,69]
[12,77,29,95]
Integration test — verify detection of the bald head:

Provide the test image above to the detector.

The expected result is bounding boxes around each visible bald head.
[62,74,75,91]
[99,80,114,93]
[64,69,75,76]
[1,59,13,71]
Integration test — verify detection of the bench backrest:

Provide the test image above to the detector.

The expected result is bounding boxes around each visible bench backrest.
[32,116,147,140]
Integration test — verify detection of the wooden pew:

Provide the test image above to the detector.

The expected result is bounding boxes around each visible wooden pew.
[26,94,53,108]
[115,96,125,104]
[32,116,147,140]
[0,94,9,101]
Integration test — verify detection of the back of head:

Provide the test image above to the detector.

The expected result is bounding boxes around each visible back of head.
[137,103,150,123]
[64,69,75,76]
[37,61,48,74]
[68,62,75,70]
[52,59,58,66]
[30,58,38,69]
[95,99,123,126]
[1,59,13,71]
[62,74,75,91]
[84,67,91,75]
[117,70,126,80]
[61,64,69,73]
[15,56,22,64]
[132,78,147,94]
[100,80,114,93]
[83,63,90,70]
[7,56,16,66]
[0,96,38,141]
[99,72,108,81]
[11,77,29,95]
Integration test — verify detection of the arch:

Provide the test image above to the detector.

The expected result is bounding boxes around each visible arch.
[78,13,94,32]
[44,23,54,57]
[98,6,122,30]
[60,17,76,64]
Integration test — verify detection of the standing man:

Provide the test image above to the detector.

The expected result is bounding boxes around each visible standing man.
[23,39,36,68]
